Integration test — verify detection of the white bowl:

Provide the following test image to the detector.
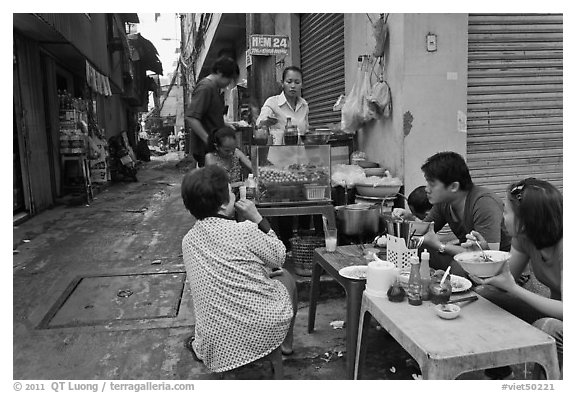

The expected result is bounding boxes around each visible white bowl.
[454,250,510,278]
[434,303,461,320]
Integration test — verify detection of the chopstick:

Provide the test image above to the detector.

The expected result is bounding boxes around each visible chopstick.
[447,295,478,305]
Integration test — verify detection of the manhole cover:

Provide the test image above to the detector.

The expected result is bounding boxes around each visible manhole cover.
[38,272,186,329]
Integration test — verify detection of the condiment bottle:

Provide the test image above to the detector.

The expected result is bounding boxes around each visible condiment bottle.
[245,174,257,201]
[420,249,431,301]
[407,255,423,306]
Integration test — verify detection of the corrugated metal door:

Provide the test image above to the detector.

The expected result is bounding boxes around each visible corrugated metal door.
[300,14,345,128]
[467,14,563,199]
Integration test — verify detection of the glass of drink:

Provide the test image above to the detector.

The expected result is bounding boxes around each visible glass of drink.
[429,279,452,304]
[324,228,338,252]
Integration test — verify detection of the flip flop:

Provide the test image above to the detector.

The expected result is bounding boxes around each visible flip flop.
[281,347,294,356]
[184,335,201,362]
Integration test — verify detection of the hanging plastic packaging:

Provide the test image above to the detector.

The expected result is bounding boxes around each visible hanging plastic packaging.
[340,65,365,133]
[366,79,392,119]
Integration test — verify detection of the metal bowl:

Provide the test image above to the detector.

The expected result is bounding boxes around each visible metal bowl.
[301,132,331,144]
[356,183,401,198]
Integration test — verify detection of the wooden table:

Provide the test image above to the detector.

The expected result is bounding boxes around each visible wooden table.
[308,244,378,379]
[354,291,561,380]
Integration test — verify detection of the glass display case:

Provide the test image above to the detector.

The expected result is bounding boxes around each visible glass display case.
[251,145,332,205]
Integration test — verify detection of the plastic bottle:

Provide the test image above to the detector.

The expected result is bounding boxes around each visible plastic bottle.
[285,117,293,132]
[420,249,431,301]
[407,255,423,306]
[245,173,257,201]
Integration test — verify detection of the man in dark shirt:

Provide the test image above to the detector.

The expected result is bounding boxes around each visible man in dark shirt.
[395,151,511,275]
[185,56,239,167]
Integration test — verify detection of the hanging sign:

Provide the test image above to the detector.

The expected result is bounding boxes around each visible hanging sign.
[246,49,253,67]
[249,34,290,56]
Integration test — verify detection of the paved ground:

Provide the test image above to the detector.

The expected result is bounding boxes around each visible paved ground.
[12,152,540,380]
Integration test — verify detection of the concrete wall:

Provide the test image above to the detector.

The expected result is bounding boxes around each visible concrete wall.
[401,14,468,196]
[344,13,468,200]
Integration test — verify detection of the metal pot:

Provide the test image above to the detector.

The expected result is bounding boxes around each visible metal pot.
[383,216,433,242]
[336,204,380,237]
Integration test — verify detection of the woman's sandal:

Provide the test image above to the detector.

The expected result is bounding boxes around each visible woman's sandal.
[281,347,294,356]
[184,335,202,362]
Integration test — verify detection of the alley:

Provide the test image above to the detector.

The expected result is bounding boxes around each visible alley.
[11,154,365,380]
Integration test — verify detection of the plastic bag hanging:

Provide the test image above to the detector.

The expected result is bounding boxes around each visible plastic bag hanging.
[366,79,392,118]
[358,60,375,122]
[340,62,365,133]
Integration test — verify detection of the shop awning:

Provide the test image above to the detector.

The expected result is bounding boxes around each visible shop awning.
[127,33,163,75]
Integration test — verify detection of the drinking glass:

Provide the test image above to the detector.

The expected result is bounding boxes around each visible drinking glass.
[324,228,338,252]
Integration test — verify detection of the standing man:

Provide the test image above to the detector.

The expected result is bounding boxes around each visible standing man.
[394,151,511,276]
[185,56,240,167]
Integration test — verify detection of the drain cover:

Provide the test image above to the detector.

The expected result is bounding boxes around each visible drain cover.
[39,272,186,329]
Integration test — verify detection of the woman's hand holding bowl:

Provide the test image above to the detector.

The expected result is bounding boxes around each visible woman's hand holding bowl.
[469,260,516,292]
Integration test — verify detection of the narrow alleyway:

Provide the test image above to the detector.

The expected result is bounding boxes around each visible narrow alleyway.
[13,153,526,380]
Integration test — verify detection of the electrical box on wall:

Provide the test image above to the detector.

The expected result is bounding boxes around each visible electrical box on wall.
[426,33,437,52]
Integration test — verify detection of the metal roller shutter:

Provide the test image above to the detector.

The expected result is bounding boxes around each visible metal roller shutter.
[466,14,563,199]
[300,14,345,128]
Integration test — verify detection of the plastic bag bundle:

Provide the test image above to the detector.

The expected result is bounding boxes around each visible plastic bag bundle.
[340,66,365,133]
[366,80,392,118]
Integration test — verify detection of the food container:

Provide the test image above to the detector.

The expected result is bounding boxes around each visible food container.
[454,250,511,278]
[336,203,380,237]
[304,184,327,200]
[252,145,331,205]
[434,304,461,320]
[429,279,452,304]
[301,131,332,145]
[384,217,433,241]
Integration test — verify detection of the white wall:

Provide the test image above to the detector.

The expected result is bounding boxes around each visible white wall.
[344,13,468,201]
[401,14,468,196]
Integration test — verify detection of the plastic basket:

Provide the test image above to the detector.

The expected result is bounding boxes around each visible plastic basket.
[386,234,418,271]
[304,185,327,201]
[290,235,325,276]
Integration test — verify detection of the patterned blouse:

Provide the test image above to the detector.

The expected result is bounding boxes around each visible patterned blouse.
[205,151,243,184]
[181,216,293,372]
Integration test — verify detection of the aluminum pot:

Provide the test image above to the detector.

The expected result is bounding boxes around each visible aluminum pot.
[336,204,380,237]
[383,216,433,242]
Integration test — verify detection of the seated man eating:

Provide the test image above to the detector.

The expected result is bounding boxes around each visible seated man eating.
[394,151,510,276]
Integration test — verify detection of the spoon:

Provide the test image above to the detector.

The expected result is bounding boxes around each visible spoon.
[474,239,493,261]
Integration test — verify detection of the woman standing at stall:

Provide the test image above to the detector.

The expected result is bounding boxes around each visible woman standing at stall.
[256,66,309,133]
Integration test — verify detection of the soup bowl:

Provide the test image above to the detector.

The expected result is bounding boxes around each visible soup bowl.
[454,250,511,278]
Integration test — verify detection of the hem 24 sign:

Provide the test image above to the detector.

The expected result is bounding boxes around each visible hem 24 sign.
[249,34,290,56]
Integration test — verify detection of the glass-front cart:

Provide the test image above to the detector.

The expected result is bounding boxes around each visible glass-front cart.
[251,145,331,205]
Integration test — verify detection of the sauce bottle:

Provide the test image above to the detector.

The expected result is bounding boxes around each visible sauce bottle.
[420,249,431,301]
[245,174,257,201]
[407,255,422,306]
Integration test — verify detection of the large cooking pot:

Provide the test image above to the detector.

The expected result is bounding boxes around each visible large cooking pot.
[336,204,380,237]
